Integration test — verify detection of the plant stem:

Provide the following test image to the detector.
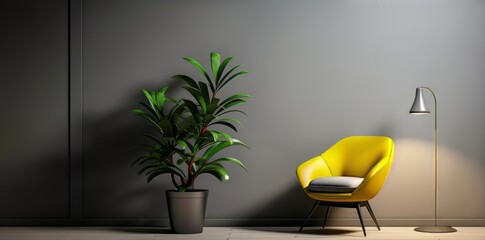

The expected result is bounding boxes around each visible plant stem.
[200,125,208,136]
[187,155,196,189]
[168,155,180,189]
[170,174,178,188]
[190,176,196,189]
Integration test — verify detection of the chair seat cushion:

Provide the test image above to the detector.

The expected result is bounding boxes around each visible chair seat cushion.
[308,176,364,193]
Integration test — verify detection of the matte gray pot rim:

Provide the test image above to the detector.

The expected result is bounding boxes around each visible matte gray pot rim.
[166,189,208,198]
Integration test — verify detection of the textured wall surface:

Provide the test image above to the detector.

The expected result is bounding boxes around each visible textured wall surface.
[2,0,485,226]
[0,0,69,219]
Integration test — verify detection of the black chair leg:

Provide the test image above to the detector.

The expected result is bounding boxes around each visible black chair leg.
[299,201,320,232]
[365,201,380,231]
[322,207,331,229]
[356,203,366,237]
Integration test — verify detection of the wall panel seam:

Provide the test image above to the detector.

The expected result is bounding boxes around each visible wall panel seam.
[69,0,83,220]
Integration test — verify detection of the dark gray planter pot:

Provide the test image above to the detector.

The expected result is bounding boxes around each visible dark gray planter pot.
[166,189,208,234]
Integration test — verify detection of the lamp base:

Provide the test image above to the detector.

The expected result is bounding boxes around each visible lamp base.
[414,226,457,233]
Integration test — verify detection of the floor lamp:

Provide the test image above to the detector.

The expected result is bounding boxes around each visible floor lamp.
[409,86,457,233]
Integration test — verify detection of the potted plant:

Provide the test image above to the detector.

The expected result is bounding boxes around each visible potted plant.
[132,52,251,233]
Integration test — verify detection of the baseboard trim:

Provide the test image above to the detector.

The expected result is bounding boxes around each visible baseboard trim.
[0,218,484,227]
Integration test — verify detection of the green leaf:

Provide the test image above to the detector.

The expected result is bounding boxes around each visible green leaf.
[132,109,163,132]
[173,149,186,159]
[143,133,163,146]
[168,100,186,121]
[220,64,241,86]
[138,165,158,175]
[182,86,206,113]
[206,103,219,115]
[142,90,161,119]
[138,102,158,120]
[177,140,187,149]
[159,119,174,137]
[200,164,229,182]
[206,98,220,115]
[216,56,233,86]
[207,130,219,142]
[202,142,228,160]
[183,57,215,92]
[142,89,155,108]
[146,165,185,183]
[155,89,167,110]
[172,75,199,90]
[178,186,189,192]
[179,115,196,131]
[182,99,201,123]
[166,97,177,103]
[218,109,248,117]
[219,93,252,107]
[213,131,233,144]
[218,71,249,90]
[202,113,214,123]
[185,141,195,152]
[159,86,168,94]
[232,138,249,149]
[216,117,243,128]
[211,52,221,85]
[215,99,247,115]
[198,81,210,109]
[202,139,248,161]
[209,157,247,172]
[210,120,238,132]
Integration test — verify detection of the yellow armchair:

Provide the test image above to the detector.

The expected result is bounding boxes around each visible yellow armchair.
[296,136,394,236]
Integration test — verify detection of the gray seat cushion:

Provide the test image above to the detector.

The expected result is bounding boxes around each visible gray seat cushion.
[308,176,364,193]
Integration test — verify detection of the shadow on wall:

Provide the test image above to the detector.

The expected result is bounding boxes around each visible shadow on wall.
[239,181,316,226]
[82,79,184,221]
[81,90,411,225]
[0,145,69,218]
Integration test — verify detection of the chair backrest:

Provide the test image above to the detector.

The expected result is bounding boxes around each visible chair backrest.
[321,136,394,177]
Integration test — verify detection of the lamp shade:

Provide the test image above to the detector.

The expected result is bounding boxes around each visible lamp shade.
[409,87,430,115]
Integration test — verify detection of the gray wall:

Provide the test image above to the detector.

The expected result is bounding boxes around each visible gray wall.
[1,0,485,226]
[0,0,69,219]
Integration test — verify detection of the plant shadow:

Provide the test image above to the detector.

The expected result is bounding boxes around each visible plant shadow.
[109,227,172,234]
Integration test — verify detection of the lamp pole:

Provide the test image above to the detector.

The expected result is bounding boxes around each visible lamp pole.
[410,86,456,233]
[423,87,438,227]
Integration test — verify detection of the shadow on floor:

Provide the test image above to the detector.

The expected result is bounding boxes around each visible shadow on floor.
[299,228,359,235]
[235,226,359,235]
[109,227,172,234]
